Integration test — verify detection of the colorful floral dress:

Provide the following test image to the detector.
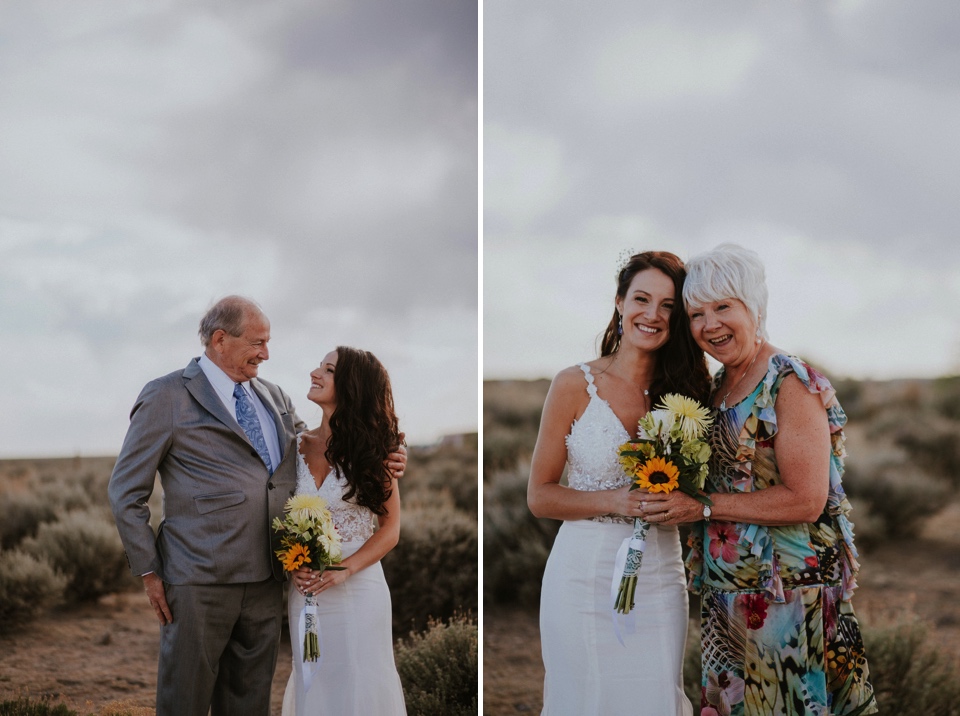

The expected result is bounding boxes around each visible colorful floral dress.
[685,355,877,716]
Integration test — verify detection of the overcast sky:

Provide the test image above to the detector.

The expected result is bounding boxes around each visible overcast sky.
[1,0,477,458]
[484,0,960,383]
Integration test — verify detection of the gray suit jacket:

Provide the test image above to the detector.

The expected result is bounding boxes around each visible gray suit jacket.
[109,358,306,584]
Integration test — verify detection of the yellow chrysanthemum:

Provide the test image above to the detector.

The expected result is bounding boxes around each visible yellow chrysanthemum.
[660,393,714,442]
[285,494,330,522]
[281,543,311,572]
[633,456,680,493]
[286,494,326,513]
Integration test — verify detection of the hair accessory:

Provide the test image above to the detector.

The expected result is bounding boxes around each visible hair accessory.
[616,248,636,280]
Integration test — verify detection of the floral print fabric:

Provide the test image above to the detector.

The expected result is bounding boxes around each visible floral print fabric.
[686,354,877,716]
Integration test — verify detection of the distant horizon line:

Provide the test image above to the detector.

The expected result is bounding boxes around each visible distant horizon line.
[483,371,960,383]
[0,430,480,462]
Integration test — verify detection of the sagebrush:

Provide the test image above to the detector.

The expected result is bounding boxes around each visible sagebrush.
[396,614,478,716]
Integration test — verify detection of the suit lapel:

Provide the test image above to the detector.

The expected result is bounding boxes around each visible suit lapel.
[183,358,251,446]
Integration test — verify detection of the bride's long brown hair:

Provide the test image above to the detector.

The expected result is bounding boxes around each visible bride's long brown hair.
[599,251,711,404]
[324,346,402,516]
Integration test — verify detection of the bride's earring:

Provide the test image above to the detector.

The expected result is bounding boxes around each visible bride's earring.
[618,313,623,336]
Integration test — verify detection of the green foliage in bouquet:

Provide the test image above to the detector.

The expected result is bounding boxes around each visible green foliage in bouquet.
[618,394,714,504]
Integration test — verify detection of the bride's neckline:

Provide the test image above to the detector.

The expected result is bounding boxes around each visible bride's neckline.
[577,362,638,440]
[297,433,334,489]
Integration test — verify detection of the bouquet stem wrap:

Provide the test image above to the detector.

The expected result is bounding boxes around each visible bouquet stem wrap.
[299,593,323,692]
[272,494,343,692]
[613,517,650,615]
[613,393,714,639]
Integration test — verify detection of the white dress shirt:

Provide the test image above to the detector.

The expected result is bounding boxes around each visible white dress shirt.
[198,353,282,470]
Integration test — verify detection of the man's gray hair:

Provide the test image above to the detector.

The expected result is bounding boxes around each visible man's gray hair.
[682,243,769,340]
[198,295,264,347]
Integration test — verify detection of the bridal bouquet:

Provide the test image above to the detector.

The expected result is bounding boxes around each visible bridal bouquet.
[614,394,713,615]
[273,494,344,663]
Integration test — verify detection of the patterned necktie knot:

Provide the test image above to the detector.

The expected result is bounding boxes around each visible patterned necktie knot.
[234,383,273,473]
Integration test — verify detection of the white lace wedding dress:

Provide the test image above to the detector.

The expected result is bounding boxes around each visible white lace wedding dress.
[539,363,692,715]
[281,437,406,715]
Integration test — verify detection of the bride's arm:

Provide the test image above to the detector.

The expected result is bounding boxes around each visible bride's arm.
[527,368,641,522]
[306,478,401,593]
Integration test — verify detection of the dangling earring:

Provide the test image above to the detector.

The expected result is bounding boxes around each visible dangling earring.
[618,313,623,336]
[756,316,762,344]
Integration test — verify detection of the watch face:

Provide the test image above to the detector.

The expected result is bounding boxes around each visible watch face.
[703,505,712,519]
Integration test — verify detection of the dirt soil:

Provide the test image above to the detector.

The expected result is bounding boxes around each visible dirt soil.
[483,502,960,716]
[0,589,293,715]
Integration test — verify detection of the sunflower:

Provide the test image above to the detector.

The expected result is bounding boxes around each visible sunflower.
[633,456,680,493]
[660,393,713,442]
[281,542,311,572]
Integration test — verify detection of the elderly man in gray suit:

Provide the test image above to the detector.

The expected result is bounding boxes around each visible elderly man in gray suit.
[109,295,404,716]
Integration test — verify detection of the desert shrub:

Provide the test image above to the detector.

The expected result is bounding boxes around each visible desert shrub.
[483,468,560,606]
[841,461,949,539]
[382,505,477,635]
[683,619,702,707]
[0,492,60,549]
[0,549,67,632]
[482,428,532,478]
[483,380,548,431]
[893,424,960,487]
[933,375,960,421]
[840,497,887,549]
[407,442,478,516]
[0,698,77,716]
[833,378,869,421]
[395,614,478,716]
[863,619,960,715]
[93,702,154,716]
[20,508,133,601]
[0,469,100,550]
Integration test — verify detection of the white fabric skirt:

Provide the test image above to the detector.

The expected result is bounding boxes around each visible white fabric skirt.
[281,541,406,715]
[540,519,692,716]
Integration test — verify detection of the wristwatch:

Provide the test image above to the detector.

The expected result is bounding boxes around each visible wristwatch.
[702,504,712,521]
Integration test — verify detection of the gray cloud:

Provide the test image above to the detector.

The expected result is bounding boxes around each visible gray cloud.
[0,0,477,457]
[485,0,960,381]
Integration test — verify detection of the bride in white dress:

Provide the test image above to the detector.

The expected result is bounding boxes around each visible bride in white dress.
[281,346,406,715]
[528,251,711,715]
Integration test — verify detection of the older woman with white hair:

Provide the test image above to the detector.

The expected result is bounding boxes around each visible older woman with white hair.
[639,244,878,716]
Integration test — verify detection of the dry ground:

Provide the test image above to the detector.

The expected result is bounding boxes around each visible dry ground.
[0,589,293,715]
[483,502,960,716]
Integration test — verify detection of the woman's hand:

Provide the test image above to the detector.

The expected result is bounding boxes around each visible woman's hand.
[293,566,350,596]
[386,433,407,478]
[608,484,649,520]
[293,567,320,595]
[639,491,703,525]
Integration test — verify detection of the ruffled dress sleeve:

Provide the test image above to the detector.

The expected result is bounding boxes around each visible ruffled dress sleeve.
[686,354,862,603]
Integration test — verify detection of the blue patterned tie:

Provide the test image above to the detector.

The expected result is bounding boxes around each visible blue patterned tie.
[234,383,273,473]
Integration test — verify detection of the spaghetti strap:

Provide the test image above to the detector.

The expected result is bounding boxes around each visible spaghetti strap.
[577,362,598,398]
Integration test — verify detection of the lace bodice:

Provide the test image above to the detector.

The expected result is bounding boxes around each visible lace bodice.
[294,436,378,543]
[564,363,634,524]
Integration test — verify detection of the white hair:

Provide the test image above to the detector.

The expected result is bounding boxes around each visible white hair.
[682,243,769,339]
[198,295,264,347]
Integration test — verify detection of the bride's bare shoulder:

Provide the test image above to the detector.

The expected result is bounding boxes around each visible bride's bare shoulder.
[549,361,601,399]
